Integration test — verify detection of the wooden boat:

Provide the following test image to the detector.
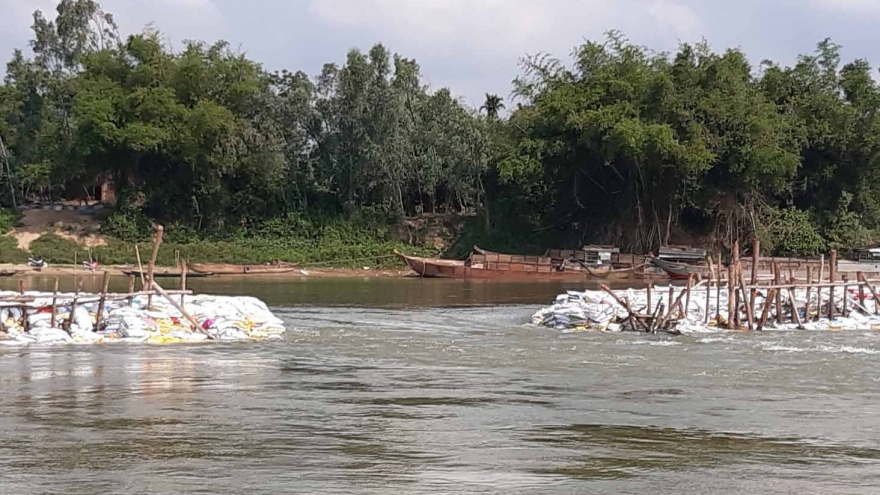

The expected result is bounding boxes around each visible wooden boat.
[187,262,298,275]
[396,250,659,280]
[121,270,214,278]
[475,245,665,280]
[649,257,707,280]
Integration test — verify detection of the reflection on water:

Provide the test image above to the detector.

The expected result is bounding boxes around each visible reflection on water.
[0,283,879,494]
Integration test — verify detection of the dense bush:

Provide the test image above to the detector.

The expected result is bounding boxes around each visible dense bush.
[0,209,21,234]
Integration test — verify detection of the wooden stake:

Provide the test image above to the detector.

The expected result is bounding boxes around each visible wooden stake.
[716,258,723,321]
[127,274,135,307]
[757,289,777,331]
[95,271,110,330]
[788,287,803,329]
[600,285,630,312]
[860,273,880,316]
[738,268,754,331]
[180,259,188,306]
[668,286,675,318]
[146,225,165,310]
[727,259,735,328]
[135,244,146,290]
[18,279,24,295]
[774,262,782,325]
[751,239,760,284]
[147,225,164,288]
[68,277,80,333]
[705,261,713,325]
[819,254,825,283]
[50,278,59,328]
[805,267,813,320]
[646,283,652,317]
[829,250,837,320]
[684,274,693,316]
[657,285,691,330]
[150,280,210,338]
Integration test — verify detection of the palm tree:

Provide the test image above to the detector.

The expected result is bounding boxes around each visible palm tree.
[480,93,505,120]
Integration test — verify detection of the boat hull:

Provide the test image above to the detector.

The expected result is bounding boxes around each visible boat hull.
[122,270,213,278]
[649,257,707,280]
[395,251,661,281]
[188,263,297,275]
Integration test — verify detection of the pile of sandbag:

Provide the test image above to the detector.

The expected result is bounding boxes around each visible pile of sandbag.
[531,285,880,334]
[0,291,286,346]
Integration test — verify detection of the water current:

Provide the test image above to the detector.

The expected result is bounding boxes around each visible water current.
[0,277,879,494]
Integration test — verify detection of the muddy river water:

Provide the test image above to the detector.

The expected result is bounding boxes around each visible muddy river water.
[0,277,878,494]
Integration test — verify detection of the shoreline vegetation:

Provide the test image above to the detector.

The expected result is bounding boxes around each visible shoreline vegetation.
[0,263,413,279]
[5,2,880,262]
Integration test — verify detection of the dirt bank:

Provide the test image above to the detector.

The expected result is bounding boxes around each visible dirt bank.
[0,263,414,280]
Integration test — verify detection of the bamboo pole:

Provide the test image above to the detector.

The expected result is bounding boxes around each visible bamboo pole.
[716,258,723,322]
[788,287,803,329]
[819,254,825,283]
[95,271,110,330]
[738,268,754,331]
[727,259,735,328]
[19,279,26,333]
[180,259,188,306]
[733,241,741,329]
[127,274,135,307]
[646,283,652,316]
[773,262,782,325]
[757,289,778,332]
[668,286,675,318]
[751,239,760,284]
[684,274,693,316]
[49,278,59,328]
[748,282,870,290]
[68,277,80,333]
[860,273,880,316]
[600,285,630,312]
[147,225,164,287]
[829,250,837,320]
[657,285,691,330]
[705,260,713,325]
[805,267,813,321]
[146,225,164,310]
[150,280,210,338]
[135,244,146,290]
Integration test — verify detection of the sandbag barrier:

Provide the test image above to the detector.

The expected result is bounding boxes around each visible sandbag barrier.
[0,290,286,346]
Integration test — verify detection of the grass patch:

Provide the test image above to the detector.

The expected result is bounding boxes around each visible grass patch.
[18,231,431,268]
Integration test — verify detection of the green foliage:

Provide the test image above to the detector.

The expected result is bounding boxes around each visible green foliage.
[101,210,150,242]
[824,193,876,251]
[4,4,880,258]
[0,236,27,263]
[756,206,826,257]
[13,219,426,268]
[0,209,22,233]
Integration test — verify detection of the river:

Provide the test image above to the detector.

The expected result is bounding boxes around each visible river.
[0,277,879,494]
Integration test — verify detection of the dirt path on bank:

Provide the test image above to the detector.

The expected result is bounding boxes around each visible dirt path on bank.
[0,263,414,280]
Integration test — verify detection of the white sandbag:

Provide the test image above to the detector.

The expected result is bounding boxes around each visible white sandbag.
[28,327,73,344]
[120,315,152,338]
[72,307,93,333]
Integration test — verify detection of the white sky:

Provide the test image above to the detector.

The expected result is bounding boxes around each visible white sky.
[2,0,880,108]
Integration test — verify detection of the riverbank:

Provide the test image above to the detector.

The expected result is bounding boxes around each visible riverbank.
[0,263,414,279]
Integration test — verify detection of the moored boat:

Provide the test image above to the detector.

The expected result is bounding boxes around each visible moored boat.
[649,257,708,280]
[122,270,213,278]
[395,249,663,280]
[188,262,298,275]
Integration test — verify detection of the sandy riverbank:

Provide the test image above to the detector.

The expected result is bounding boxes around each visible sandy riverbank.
[0,264,415,279]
